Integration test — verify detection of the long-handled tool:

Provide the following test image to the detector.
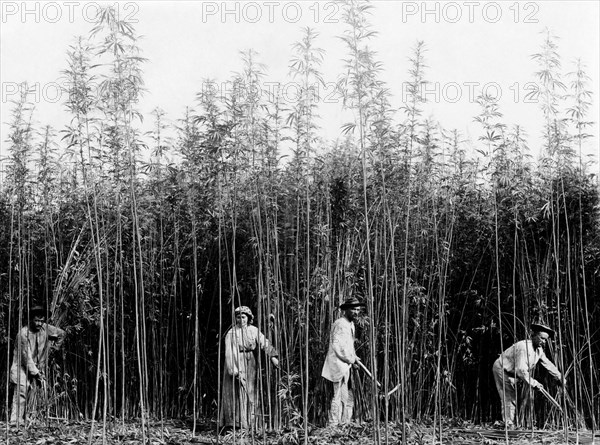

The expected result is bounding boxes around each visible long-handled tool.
[356,360,381,388]
[537,386,563,412]
[386,383,402,398]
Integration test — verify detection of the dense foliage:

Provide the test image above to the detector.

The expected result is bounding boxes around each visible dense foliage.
[1,1,598,439]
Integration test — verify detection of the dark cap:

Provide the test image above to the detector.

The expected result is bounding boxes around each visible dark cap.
[531,322,555,339]
[339,297,366,310]
[30,305,46,317]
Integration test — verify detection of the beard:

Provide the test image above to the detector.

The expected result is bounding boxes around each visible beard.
[532,338,545,349]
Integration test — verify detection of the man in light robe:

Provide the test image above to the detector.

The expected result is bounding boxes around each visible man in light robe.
[492,322,565,428]
[321,297,365,427]
[9,305,65,427]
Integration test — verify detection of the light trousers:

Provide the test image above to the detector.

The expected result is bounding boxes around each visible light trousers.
[328,375,354,426]
[493,359,517,426]
[10,371,31,425]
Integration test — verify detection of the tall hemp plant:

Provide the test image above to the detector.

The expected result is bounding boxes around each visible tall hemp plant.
[399,41,427,430]
[338,0,386,441]
[531,30,570,430]
[288,26,325,439]
[565,58,596,431]
[88,6,147,440]
[61,33,107,424]
[3,84,36,425]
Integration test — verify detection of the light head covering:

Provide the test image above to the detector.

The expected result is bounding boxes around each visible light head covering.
[531,322,555,339]
[234,306,253,323]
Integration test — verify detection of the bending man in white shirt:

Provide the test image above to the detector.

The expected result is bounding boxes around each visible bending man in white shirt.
[492,322,565,428]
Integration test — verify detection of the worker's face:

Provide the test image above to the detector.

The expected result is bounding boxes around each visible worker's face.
[345,307,360,321]
[532,331,550,349]
[30,316,44,332]
[235,313,249,327]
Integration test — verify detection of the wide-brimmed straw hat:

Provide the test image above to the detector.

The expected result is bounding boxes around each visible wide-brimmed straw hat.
[339,297,366,310]
[234,306,254,322]
[531,322,555,339]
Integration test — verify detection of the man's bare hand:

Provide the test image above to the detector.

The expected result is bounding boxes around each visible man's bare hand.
[271,357,279,368]
[33,372,47,389]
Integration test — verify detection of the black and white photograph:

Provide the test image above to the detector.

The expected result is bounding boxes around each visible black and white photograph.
[1,1,599,444]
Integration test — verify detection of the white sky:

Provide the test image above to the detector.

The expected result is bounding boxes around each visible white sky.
[1,1,599,172]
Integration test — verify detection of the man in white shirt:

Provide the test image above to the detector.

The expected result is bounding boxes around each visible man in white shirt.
[321,297,365,427]
[492,323,565,428]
